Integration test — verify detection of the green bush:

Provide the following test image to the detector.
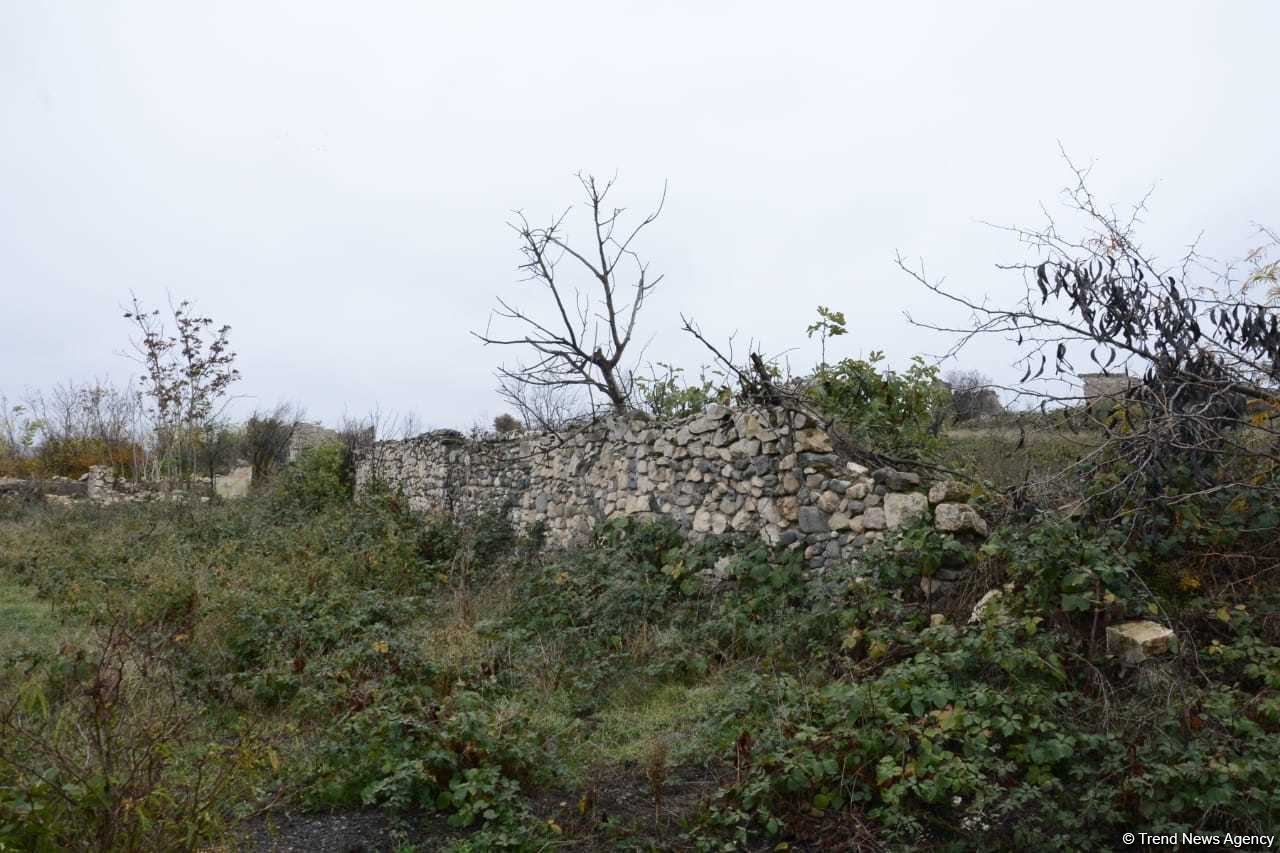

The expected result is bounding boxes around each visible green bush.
[0,473,1277,851]
[0,620,271,852]
[276,443,352,510]
[808,350,949,459]
[686,526,1280,850]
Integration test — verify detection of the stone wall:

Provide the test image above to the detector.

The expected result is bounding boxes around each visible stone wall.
[356,404,985,571]
[288,422,343,462]
[1081,372,1138,403]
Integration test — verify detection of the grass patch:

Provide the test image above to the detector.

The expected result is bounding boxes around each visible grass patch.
[0,578,63,661]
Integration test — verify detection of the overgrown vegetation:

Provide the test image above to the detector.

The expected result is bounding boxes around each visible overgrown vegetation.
[2,168,1277,850]
[1,431,1276,849]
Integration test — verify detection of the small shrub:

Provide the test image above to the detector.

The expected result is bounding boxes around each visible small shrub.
[808,350,950,459]
[276,443,351,510]
[0,618,270,852]
[492,414,522,434]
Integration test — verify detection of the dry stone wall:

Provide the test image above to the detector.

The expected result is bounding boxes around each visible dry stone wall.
[355,404,982,571]
[288,422,343,462]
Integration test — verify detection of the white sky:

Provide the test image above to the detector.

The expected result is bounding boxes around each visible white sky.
[3,1,1276,429]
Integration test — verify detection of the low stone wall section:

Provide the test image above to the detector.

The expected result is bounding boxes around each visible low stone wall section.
[356,404,985,571]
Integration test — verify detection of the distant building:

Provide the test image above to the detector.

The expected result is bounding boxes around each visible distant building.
[287,422,342,462]
[1079,372,1139,404]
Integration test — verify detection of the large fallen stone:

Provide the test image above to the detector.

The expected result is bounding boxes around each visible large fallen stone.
[214,464,253,499]
[1106,620,1175,664]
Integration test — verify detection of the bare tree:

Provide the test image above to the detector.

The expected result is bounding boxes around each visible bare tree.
[1,379,149,478]
[475,173,667,414]
[496,374,588,434]
[901,152,1280,516]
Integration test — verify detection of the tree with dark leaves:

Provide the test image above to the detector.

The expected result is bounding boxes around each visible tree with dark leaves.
[902,152,1279,517]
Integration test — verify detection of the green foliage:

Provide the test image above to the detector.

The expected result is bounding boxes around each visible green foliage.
[635,362,724,420]
[801,306,950,457]
[304,688,545,822]
[686,525,1280,850]
[0,619,271,852]
[806,337,949,458]
[864,517,977,587]
[0,479,1277,850]
[805,305,848,365]
[981,518,1146,615]
[276,443,352,510]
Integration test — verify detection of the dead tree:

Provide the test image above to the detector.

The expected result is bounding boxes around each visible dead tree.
[902,152,1280,516]
[475,174,667,415]
[496,375,585,434]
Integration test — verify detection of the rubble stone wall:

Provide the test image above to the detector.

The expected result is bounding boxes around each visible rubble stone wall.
[288,422,343,462]
[356,405,983,570]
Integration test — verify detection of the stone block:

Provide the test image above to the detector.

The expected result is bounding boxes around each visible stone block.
[872,467,922,491]
[795,428,833,452]
[884,492,928,529]
[928,479,971,504]
[798,506,829,533]
[693,508,713,533]
[934,502,989,536]
[1106,621,1175,664]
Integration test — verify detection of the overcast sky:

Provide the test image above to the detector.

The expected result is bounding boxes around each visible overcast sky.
[3,1,1276,430]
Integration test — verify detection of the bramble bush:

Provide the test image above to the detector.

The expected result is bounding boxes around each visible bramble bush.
[0,440,1277,850]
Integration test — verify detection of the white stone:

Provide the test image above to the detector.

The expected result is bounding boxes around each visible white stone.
[928,480,971,504]
[795,428,833,452]
[845,481,870,500]
[969,589,1004,623]
[934,502,989,536]
[883,492,928,529]
[214,464,253,499]
[1106,621,1175,664]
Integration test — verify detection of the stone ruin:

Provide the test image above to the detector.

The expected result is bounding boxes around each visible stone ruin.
[355,403,987,574]
[288,422,344,462]
[0,461,254,506]
[1080,372,1139,404]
